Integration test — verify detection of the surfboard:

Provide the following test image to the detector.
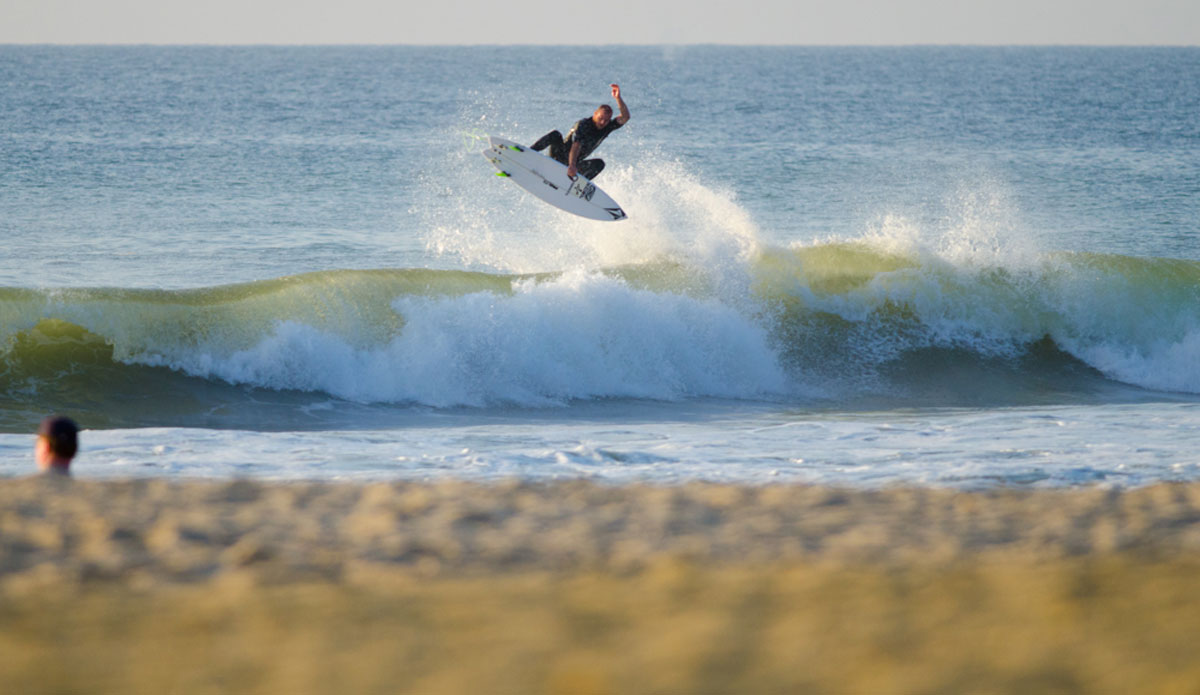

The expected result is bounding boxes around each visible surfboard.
[482,135,627,221]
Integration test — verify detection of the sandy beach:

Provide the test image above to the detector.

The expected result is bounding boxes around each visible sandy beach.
[3,477,1200,693]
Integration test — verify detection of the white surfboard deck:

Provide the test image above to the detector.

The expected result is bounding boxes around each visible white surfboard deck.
[482,135,627,221]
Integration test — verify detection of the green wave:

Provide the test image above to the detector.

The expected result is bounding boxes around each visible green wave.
[1,249,1197,431]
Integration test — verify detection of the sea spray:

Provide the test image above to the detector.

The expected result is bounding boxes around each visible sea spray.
[424,147,762,276]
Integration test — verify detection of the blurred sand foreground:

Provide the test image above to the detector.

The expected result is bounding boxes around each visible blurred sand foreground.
[3,477,1200,694]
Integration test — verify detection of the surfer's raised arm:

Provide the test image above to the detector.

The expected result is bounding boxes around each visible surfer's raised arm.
[611,83,630,126]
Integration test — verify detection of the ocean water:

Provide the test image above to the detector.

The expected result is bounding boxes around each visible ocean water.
[1,45,1198,487]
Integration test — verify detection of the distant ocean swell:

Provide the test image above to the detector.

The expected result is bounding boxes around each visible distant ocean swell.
[2,245,1198,428]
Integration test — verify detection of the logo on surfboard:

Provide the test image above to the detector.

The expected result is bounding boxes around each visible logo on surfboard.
[570,179,597,202]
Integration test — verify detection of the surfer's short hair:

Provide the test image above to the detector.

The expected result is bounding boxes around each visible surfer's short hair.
[38,415,78,459]
[597,104,613,115]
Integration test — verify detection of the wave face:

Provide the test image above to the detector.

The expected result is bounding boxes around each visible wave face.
[754,240,1200,400]
[0,267,785,429]
[2,245,1197,431]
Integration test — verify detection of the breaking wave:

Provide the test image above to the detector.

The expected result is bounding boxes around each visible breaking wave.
[2,234,1198,431]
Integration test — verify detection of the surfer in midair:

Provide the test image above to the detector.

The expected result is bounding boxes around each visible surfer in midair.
[531,83,630,180]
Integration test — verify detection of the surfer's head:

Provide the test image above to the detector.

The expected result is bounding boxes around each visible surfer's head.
[36,415,78,475]
[593,105,613,128]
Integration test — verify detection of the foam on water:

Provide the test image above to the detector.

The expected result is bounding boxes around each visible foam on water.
[157,269,788,407]
[4,402,1199,487]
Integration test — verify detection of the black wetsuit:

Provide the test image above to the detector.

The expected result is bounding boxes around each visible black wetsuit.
[531,116,624,179]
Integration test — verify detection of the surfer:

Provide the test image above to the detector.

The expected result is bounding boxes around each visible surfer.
[531,83,630,180]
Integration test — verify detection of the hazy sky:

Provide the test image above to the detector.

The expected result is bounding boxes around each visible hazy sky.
[4,0,1199,45]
